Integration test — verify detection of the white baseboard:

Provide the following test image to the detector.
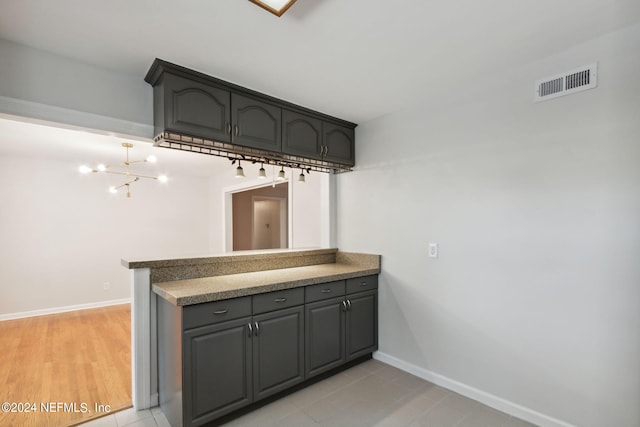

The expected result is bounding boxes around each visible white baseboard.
[0,298,131,321]
[373,351,575,427]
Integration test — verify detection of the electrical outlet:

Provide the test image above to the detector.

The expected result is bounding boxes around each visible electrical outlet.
[103,282,110,291]
[428,243,438,258]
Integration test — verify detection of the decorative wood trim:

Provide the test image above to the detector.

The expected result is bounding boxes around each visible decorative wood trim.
[249,0,298,17]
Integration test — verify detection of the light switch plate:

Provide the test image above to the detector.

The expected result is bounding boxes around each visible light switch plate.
[428,243,438,258]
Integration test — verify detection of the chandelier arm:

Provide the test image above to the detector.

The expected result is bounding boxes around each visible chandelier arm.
[102,170,160,180]
[113,177,139,190]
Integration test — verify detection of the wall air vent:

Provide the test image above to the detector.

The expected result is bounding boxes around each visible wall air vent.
[534,63,597,102]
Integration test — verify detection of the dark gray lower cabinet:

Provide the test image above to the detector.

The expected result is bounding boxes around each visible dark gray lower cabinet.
[253,306,304,400]
[305,277,378,380]
[184,317,252,425]
[158,276,377,427]
[346,290,378,361]
[305,296,346,377]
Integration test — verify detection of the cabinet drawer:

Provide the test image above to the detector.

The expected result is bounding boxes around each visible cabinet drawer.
[183,296,251,330]
[252,288,304,315]
[346,275,378,294]
[305,280,345,303]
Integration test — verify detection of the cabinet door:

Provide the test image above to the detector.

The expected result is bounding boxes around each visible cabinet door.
[164,74,231,142]
[305,296,346,378]
[322,122,355,165]
[346,290,378,361]
[253,306,304,401]
[231,93,281,151]
[282,109,322,160]
[183,317,252,426]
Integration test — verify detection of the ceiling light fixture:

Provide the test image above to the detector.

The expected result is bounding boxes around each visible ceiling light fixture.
[79,143,167,198]
[249,0,297,17]
[297,169,305,183]
[258,163,267,179]
[235,160,245,178]
[276,166,286,181]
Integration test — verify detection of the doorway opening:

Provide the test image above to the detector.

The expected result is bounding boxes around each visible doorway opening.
[231,182,289,251]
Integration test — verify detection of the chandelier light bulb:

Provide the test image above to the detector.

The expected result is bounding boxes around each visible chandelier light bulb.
[80,142,167,198]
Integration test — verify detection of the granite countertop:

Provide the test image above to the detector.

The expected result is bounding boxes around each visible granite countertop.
[122,248,336,270]
[153,261,380,306]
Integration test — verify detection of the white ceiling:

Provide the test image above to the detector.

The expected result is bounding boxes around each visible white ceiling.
[0,0,639,175]
[1,0,639,124]
[0,116,229,177]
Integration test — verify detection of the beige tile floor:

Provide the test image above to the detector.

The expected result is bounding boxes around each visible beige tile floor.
[78,360,537,427]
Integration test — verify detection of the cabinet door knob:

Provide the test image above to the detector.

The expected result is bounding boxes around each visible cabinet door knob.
[274,297,287,303]
[320,289,332,294]
[346,300,351,311]
[254,322,260,336]
[247,323,253,337]
[213,309,228,315]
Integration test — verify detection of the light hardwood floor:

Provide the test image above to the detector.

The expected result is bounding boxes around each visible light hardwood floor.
[0,304,132,427]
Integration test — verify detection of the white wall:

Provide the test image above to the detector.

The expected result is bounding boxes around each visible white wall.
[0,155,210,316]
[209,164,323,252]
[336,25,640,427]
[0,38,153,137]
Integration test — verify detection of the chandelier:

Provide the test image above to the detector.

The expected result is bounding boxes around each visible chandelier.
[79,143,168,198]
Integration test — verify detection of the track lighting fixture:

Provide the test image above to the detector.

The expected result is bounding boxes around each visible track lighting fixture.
[277,166,286,181]
[297,169,305,183]
[258,163,267,179]
[235,160,245,178]
[79,143,167,198]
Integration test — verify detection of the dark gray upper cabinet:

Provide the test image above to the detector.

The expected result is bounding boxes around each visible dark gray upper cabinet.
[282,109,323,160]
[323,122,355,166]
[145,59,357,166]
[157,73,231,142]
[231,93,281,152]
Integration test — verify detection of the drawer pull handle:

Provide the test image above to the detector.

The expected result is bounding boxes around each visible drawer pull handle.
[342,301,347,311]
[360,282,368,286]
[254,322,260,336]
[347,299,352,311]
[213,309,228,315]
[274,298,287,303]
[321,289,332,293]
[247,323,252,337]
